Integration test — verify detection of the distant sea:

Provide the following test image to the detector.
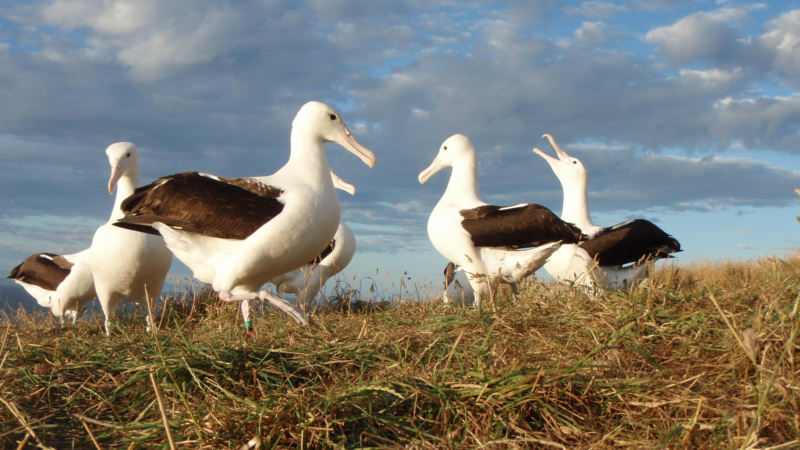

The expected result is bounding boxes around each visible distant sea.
[0,280,43,317]
[0,279,185,322]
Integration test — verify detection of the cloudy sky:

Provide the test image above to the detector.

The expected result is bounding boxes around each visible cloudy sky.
[1,1,799,296]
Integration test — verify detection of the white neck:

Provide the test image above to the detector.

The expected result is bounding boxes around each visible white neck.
[443,155,482,205]
[109,167,140,222]
[286,129,333,191]
[558,175,599,233]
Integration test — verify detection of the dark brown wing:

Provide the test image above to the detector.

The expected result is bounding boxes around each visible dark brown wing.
[114,172,284,240]
[8,253,72,291]
[460,204,584,248]
[579,219,681,266]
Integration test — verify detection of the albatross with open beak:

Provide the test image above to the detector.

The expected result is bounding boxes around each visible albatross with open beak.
[419,134,583,305]
[533,133,681,289]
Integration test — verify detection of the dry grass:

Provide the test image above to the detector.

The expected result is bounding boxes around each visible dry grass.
[1,256,799,448]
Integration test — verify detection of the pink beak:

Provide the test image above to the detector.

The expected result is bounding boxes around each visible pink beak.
[107,164,123,195]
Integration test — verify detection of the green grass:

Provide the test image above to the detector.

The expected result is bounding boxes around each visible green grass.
[2,256,799,448]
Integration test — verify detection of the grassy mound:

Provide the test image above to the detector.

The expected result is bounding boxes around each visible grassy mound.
[1,256,799,448]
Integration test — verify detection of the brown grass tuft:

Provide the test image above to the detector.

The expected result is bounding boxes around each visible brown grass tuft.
[1,255,799,448]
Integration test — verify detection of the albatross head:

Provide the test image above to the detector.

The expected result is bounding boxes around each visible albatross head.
[105,142,138,195]
[418,134,475,184]
[532,133,587,187]
[293,101,376,168]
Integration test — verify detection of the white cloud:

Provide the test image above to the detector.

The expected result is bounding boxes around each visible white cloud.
[760,9,800,83]
[679,67,742,84]
[645,6,754,64]
[565,2,627,20]
[572,21,616,47]
[411,108,431,119]
[1,1,800,273]
[711,94,800,151]
[39,1,276,81]
[42,0,158,35]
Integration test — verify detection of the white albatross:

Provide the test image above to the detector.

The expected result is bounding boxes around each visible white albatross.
[533,133,681,289]
[240,172,358,332]
[8,249,95,325]
[90,142,173,336]
[114,101,376,329]
[418,134,584,306]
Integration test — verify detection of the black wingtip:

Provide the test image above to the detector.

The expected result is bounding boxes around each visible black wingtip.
[112,220,162,236]
[8,261,23,279]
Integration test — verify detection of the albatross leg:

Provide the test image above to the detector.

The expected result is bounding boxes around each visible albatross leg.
[509,283,519,302]
[219,289,307,328]
[258,290,308,326]
[241,300,253,335]
[218,291,257,334]
[218,291,258,302]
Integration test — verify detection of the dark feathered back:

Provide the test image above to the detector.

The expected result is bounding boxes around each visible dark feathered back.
[116,172,284,240]
[8,253,73,291]
[460,204,584,248]
[579,219,681,266]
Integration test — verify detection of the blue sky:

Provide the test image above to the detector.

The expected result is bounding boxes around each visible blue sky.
[1,1,799,298]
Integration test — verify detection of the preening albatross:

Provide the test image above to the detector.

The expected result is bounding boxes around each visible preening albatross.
[8,249,95,324]
[533,133,681,289]
[114,101,376,328]
[419,134,584,306]
[90,142,173,335]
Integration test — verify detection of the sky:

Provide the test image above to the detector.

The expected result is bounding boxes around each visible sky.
[1,0,799,299]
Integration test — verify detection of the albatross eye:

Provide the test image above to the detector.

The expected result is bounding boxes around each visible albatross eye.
[329,114,337,121]
[572,160,577,165]
[443,146,448,151]
[126,152,131,157]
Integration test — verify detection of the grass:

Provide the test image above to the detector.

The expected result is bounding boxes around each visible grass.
[1,255,799,448]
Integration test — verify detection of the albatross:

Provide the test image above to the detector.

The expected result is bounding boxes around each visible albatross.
[8,250,95,325]
[418,134,584,306]
[240,171,358,332]
[532,133,681,289]
[114,101,376,328]
[90,142,173,335]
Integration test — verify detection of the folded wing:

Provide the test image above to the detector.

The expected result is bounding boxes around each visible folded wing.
[115,171,285,240]
[579,219,681,266]
[460,203,584,248]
